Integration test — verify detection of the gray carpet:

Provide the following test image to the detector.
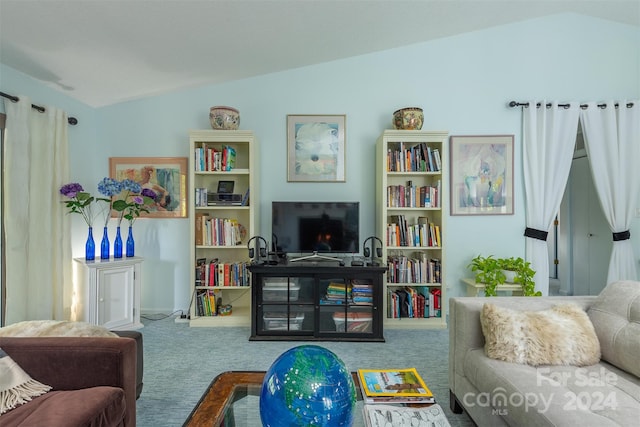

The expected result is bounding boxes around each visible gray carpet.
[136,315,475,426]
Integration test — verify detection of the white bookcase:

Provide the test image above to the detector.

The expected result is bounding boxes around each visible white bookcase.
[188,130,257,327]
[376,130,448,329]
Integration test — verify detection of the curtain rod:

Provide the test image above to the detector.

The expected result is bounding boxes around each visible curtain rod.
[509,101,634,110]
[0,91,78,125]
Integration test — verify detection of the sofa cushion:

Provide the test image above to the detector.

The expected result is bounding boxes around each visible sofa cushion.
[464,348,640,426]
[1,387,125,427]
[480,303,600,366]
[587,280,640,377]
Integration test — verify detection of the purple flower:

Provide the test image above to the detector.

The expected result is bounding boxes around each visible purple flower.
[60,183,84,198]
[141,188,156,199]
[59,182,94,226]
[132,196,144,205]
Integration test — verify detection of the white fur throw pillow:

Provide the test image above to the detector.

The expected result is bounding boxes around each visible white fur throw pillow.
[480,303,601,366]
[0,320,117,337]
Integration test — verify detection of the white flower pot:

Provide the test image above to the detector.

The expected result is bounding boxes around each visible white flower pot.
[502,269,517,283]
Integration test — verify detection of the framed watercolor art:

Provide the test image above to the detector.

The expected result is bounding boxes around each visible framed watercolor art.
[287,114,346,182]
[449,135,514,215]
[109,157,188,218]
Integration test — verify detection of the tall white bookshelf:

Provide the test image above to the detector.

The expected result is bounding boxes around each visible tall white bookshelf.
[188,130,257,327]
[376,130,448,329]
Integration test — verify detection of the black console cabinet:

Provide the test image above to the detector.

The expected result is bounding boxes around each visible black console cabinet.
[248,263,386,342]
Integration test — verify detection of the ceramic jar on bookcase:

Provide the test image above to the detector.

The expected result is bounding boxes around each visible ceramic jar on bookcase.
[188,130,258,327]
[375,130,448,329]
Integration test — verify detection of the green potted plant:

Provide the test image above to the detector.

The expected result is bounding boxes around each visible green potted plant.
[498,256,520,283]
[468,255,542,297]
[468,255,506,297]
[503,257,541,296]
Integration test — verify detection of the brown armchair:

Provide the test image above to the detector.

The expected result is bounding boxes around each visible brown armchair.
[0,336,137,427]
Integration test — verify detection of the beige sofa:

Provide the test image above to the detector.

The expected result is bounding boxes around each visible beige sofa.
[449,281,640,426]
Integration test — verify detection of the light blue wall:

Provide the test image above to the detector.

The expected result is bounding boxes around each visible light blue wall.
[2,13,639,313]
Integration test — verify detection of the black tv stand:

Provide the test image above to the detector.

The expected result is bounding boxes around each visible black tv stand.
[248,264,386,341]
[288,251,342,263]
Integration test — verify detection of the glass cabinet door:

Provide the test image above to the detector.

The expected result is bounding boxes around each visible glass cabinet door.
[318,277,374,335]
[259,276,314,334]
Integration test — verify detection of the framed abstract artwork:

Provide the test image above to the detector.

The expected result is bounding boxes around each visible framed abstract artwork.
[449,135,514,215]
[109,157,188,218]
[287,114,346,182]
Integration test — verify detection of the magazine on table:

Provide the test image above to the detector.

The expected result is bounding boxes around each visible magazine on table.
[362,403,451,427]
[357,368,435,404]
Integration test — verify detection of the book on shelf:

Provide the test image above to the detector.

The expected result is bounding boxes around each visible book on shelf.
[357,368,435,404]
[362,404,450,427]
[241,187,250,206]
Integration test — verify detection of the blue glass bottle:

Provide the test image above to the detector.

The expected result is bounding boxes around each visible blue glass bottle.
[100,226,110,259]
[86,227,95,261]
[126,226,135,257]
[114,226,123,258]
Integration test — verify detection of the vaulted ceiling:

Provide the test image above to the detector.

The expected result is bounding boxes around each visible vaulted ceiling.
[1,0,638,107]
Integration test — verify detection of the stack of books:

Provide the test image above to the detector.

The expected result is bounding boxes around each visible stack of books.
[352,281,373,305]
[358,368,448,426]
[323,282,352,304]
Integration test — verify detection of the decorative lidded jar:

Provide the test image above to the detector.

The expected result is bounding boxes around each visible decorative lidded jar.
[210,106,240,130]
[393,107,424,130]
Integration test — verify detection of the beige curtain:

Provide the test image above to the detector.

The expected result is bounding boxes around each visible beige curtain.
[3,96,72,323]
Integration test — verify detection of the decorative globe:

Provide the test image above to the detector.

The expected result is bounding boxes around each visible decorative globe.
[393,107,424,130]
[260,345,356,427]
[209,106,240,130]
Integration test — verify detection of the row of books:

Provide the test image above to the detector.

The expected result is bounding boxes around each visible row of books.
[387,255,441,284]
[386,142,441,172]
[386,180,440,208]
[195,289,219,316]
[386,215,441,248]
[194,144,236,172]
[195,258,250,287]
[195,213,243,246]
[388,287,442,319]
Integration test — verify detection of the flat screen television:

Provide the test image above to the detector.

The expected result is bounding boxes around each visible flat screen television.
[271,202,359,256]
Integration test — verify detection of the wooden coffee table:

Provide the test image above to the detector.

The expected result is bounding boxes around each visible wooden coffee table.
[183,370,444,427]
[183,371,363,427]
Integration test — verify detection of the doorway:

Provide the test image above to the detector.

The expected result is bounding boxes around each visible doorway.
[555,125,611,296]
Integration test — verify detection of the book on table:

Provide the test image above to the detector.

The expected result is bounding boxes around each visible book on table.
[357,368,435,404]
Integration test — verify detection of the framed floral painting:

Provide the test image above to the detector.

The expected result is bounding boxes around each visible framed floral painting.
[449,135,514,215]
[287,114,346,182]
[109,157,188,218]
